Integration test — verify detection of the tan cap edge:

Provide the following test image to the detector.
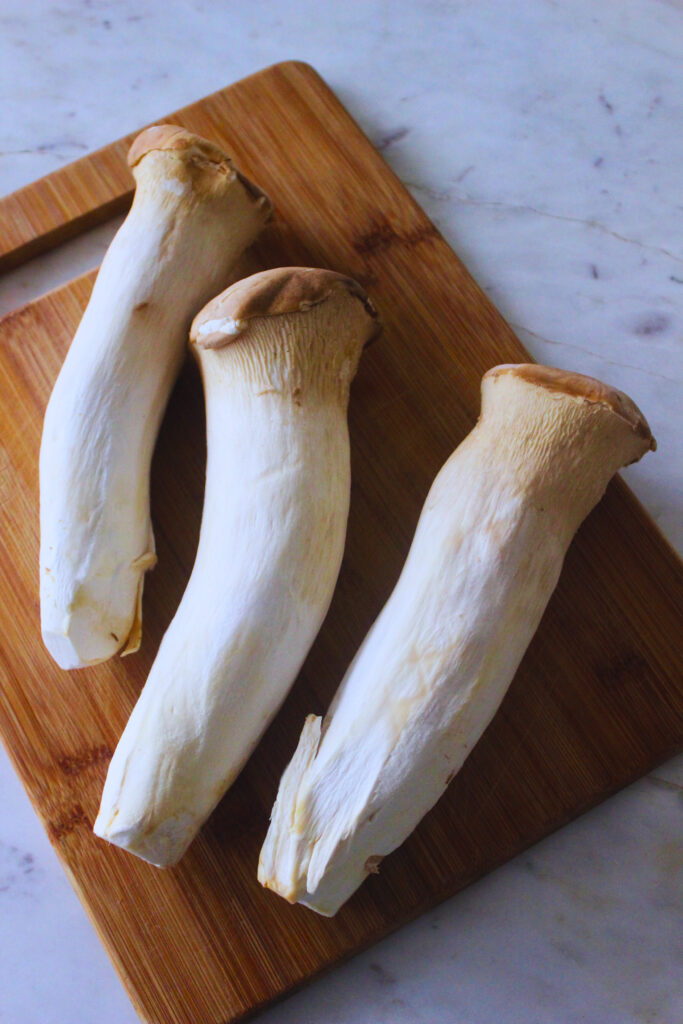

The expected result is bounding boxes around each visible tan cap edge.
[190,267,381,350]
[486,363,656,449]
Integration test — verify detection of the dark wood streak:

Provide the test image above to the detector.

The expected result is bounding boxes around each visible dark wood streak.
[58,745,113,776]
[596,651,649,692]
[353,218,438,256]
[48,804,91,842]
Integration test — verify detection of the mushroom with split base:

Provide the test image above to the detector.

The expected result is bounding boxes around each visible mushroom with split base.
[40,124,272,670]
[94,266,381,867]
[258,363,656,916]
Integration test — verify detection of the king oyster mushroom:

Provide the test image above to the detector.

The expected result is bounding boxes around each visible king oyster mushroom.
[258,364,656,915]
[40,125,271,669]
[94,267,381,866]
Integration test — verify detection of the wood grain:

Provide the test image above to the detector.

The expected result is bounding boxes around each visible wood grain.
[0,61,681,1024]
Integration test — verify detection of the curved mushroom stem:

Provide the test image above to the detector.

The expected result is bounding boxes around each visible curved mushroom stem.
[94,267,380,867]
[40,125,272,670]
[258,364,655,916]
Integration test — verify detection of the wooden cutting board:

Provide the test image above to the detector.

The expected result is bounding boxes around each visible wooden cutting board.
[0,61,681,1024]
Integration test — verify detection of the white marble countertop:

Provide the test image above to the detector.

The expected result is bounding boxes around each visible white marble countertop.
[1,2,681,1022]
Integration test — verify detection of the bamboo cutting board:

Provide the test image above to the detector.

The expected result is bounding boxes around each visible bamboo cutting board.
[0,62,681,1024]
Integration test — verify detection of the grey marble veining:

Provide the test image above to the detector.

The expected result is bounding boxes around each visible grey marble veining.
[0,1,681,1022]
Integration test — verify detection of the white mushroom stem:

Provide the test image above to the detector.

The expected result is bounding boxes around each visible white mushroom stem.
[258,364,655,916]
[40,125,271,670]
[94,267,380,867]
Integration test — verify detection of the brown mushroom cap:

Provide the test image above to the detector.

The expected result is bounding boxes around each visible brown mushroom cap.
[486,363,655,449]
[128,124,232,167]
[127,125,234,169]
[190,267,382,350]
[127,125,272,209]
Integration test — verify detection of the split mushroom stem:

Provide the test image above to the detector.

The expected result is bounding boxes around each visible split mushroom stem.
[258,364,655,916]
[94,267,381,867]
[40,125,271,670]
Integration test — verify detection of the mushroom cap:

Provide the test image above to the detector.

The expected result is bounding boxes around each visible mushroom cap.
[127,124,272,210]
[127,125,233,169]
[485,363,656,450]
[190,267,381,350]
